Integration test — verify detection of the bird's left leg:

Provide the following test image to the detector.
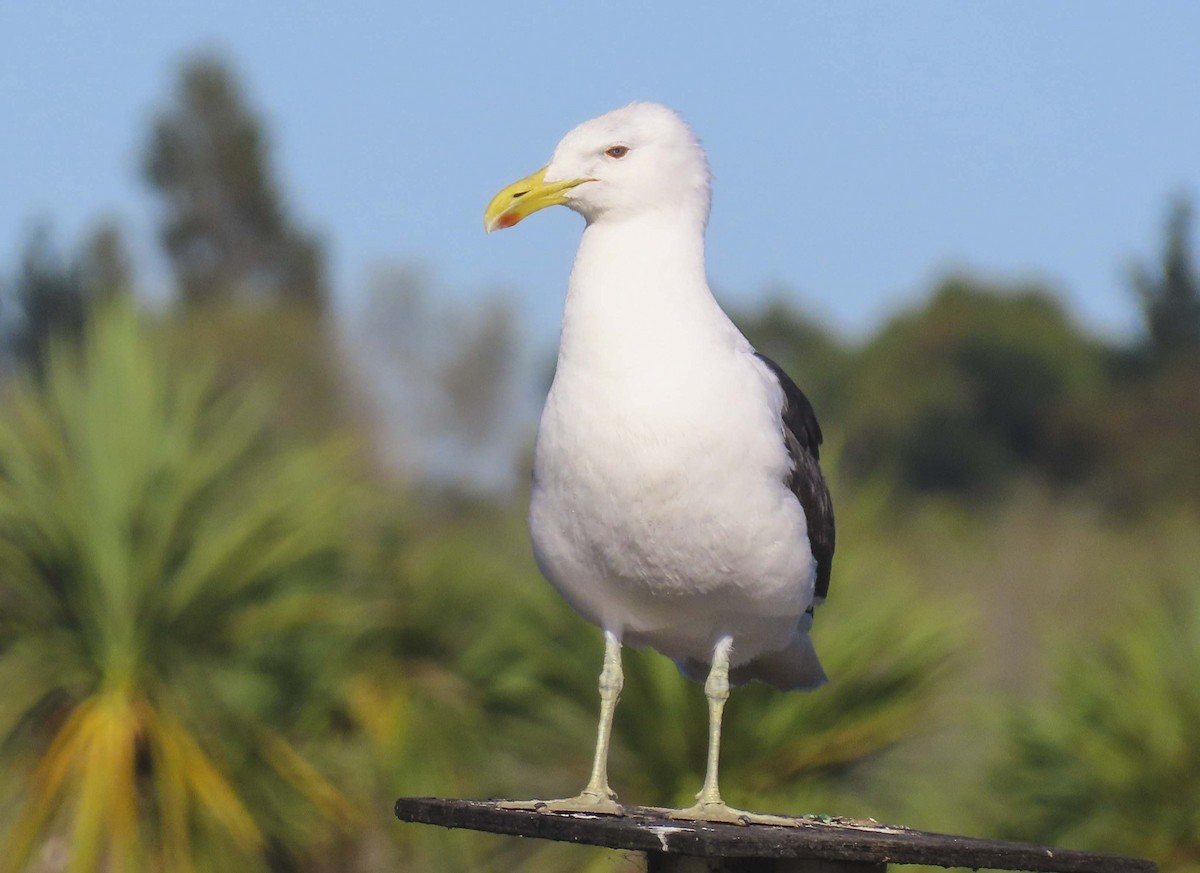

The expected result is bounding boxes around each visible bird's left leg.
[669,636,797,826]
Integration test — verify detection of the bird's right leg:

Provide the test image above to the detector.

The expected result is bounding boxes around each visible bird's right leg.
[500,630,624,815]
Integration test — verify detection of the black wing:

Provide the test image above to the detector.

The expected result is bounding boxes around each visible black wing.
[754,352,835,603]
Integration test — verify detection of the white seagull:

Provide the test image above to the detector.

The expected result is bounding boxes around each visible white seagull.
[483,102,835,824]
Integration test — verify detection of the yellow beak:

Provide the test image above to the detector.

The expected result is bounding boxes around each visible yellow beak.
[483,167,591,233]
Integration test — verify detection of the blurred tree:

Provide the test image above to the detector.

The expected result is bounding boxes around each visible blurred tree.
[441,296,518,448]
[990,581,1200,871]
[144,55,326,312]
[77,218,134,303]
[353,265,523,490]
[1089,354,1200,511]
[4,225,87,371]
[3,221,135,373]
[841,277,1106,497]
[1132,194,1200,364]
[1089,194,1200,510]
[0,303,364,872]
[167,303,355,441]
[143,55,354,443]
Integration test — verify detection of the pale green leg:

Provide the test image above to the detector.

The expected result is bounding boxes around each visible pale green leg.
[669,636,799,826]
[501,631,624,815]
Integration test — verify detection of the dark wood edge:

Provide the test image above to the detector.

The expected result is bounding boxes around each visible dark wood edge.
[394,797,1157,873]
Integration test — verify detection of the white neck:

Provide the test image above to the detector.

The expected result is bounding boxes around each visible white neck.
[557,212,736,377]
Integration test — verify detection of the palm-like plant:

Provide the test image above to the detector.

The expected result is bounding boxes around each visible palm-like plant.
[990,578,1200,871]
[0,304,363,872]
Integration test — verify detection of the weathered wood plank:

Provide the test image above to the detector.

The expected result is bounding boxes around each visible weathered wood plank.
[644,855,885,872]
[393,797,1157,873]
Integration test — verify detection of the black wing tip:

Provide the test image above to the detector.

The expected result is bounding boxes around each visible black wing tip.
[814,566,832,602]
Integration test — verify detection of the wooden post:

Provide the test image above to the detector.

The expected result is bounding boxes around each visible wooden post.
[645,857,883,872]
[394,797,1156,872]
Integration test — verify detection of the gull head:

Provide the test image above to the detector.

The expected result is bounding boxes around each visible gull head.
[484,102,711,232]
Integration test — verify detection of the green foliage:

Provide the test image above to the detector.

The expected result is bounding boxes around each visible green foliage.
[144,55,326,312]
[1095,195,1200,509]
[0,303,363,872]
[1087,356,1200,511]
[842,277,1106,497]
[166,302,353,441]
[1133,195,1200,363]
[990,578,1200,871]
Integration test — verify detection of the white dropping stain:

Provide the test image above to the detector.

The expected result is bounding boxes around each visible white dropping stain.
[645,825,690,852]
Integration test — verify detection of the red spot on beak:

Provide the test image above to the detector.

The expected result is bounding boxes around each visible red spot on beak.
[497,211,521,229]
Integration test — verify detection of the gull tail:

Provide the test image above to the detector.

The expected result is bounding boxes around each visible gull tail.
[730,631,827,691]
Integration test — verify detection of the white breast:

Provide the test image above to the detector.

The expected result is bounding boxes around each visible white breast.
[530,303,815,666]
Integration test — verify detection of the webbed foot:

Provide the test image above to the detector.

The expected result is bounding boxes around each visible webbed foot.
[666,801,799,827]
[499,790,623,816]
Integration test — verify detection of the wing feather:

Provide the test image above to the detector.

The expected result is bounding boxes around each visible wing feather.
[754,352,835,603]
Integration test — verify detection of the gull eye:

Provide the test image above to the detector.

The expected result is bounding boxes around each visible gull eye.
[604,145,630,159]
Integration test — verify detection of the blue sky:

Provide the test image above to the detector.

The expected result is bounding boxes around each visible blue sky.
[2,2,1198,347]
